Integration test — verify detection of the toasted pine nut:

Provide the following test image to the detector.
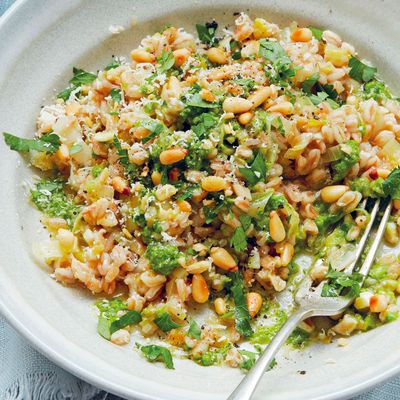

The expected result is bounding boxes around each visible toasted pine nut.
[185,260,210,274]
[207,47,227,65]
[291,28,312,42]
[151,171,162,186]
[238,111,254,125]
[200,89,215,102]
[370,294,388,313]
[201,176,227,192]
[280,242,294,267]
[173,48,191,67]
[193,243,207,254]
[214,298,227,315]
[159,148,188,165]
[394,199,400,210]
[210,247,238,271]
[336,191,356,208]
[246,292,263,317]
[177,200,192,213]
[320,185,349,203]
[269,211,286,242]
[130,48,155,63]
[268,101,294,115]
[223,97,253,114]
[192,274,210,303]
[248,87,271,109]
[112,176,130,194]
[133,127,151,140]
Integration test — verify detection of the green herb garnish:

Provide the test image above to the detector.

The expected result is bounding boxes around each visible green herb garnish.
[331,140,360,182]
[230,215,252,253]
[321,266,363,298]
[31,179,81,227]
[96,298,141,340]
[57,67,97,101]
[383,167,400,199]
[309,26,323,40]
[239,151,267,186]
[137,344,174,369]
[230,272,253,338]
[349,56,377,83]
[187,319,202,339]
[157,50,175,73]
[154,312,183,332]
[3,132,61,154]
[145,242,183,275]
[196,21,219,46]
[110,88,122,103]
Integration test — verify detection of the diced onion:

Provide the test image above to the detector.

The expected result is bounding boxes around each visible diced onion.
[322,145,342,163]
[382,138,400,166]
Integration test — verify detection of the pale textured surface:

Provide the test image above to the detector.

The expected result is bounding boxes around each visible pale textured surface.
[1,1,400,400]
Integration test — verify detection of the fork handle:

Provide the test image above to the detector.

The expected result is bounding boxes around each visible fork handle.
[227,309,309,400]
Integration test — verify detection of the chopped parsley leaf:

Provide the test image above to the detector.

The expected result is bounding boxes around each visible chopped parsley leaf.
[321,266,362,298]
[349,56,377,83]
[3,132,61,154]
[230,215,252,253]
[309,26,323,40]
[230,272,253,338]
[196,21,219,46]
[57,67,97,101]
[154,311,183,332]
[157,50,175,73]
[239,350,257,370]
[104,58,122,71]
[137,344,174,369]
[331,140,360,182]
[110,88,122,103]
[96,298,141,340]
[187,319,202,339]
[383,167,400,199]
[239,151,267,186]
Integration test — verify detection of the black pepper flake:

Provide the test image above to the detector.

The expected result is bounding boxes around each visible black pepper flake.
[298,370,306,375]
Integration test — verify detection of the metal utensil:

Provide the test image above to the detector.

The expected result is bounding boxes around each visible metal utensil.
[228,199,392,400]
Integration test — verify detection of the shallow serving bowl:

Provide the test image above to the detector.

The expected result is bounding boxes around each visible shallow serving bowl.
[1,0,400,399]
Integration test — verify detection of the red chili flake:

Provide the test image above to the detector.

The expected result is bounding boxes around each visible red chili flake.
[169,167,180,182]
[369,168,378,180]
[269,246,277,257]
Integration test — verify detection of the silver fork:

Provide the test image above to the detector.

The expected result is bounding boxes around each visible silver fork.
[228,199,392,400]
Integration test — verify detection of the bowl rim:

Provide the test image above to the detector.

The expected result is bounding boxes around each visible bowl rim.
[1,1,400,399]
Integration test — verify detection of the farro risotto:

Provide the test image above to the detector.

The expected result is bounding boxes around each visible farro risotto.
[4,13,400,370]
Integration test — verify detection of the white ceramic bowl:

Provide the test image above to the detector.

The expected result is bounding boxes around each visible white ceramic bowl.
[1,1,400,399]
